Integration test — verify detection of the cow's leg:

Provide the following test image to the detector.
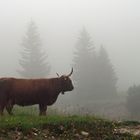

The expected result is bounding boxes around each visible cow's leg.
[6,101,13,115]
[39,104,47,116]
[0,104,5,115]
[0,96,7,115]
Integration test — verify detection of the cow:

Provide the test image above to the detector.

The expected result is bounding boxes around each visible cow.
[0,68,74,115]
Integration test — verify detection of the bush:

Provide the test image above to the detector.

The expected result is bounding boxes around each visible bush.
[126,85,140,118]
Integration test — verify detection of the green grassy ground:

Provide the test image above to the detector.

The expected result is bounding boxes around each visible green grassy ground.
[0,107,140,139]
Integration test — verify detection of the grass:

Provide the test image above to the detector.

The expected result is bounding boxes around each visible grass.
[0,114,104,130]
[0,115,116,139]
[0,107,140,139]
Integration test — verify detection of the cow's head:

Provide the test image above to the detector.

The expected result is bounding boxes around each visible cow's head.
[57,68,74,94]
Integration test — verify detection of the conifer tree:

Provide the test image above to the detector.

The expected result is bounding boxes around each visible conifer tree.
[17,21,50,78]
[96,46,117,99]
[72,30,118,104]
[72,28,96,102]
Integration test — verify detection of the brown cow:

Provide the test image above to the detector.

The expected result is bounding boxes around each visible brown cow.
[0,68,74,115]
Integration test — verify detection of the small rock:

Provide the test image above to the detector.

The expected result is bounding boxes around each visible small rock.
[51,136,55,139]
[75,133,80,137]
[81,131,89,136]
[33,132,38,136]
[133,130,140,136]
[59,125,64,130]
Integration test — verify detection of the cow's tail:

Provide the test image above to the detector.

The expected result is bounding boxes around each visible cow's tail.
[0,79,9,114]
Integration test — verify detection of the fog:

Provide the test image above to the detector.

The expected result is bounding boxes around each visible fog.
[0,0,140,92]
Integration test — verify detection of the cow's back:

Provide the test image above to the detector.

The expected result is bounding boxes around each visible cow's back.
[10,78,51,106]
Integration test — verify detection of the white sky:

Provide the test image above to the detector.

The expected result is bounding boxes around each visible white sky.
[0,0,140,91]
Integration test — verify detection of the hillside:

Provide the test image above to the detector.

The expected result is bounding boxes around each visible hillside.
[0,115,140,140]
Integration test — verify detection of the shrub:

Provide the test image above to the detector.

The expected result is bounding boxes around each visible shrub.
[126,85,140,118]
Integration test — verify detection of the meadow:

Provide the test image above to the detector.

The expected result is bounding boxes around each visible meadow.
[0,106,140,139]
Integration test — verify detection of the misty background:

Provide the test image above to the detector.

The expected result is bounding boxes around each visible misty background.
[0,0,140,119]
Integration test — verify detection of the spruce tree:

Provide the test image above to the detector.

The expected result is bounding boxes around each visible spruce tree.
[72,30,117,104]
[96,46,117,100]
[72,28,96,102]
[17,21,50,78]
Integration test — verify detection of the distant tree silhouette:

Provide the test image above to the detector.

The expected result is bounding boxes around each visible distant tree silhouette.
[72,29,118,103]
[96,46,118,100]
[126,85,140,118]
[17,21,50,78]
[72,28,96,102]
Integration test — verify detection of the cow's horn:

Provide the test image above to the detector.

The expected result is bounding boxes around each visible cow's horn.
[67,68,73,77]
[56,73,60,77]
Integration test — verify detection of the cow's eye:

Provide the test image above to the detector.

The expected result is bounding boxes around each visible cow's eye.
[64,77,67,81]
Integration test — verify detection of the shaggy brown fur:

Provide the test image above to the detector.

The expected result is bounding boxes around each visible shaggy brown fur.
[0,73,74,115]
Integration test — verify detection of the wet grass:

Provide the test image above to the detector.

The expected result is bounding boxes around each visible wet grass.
[0,114,103,130]
[0,108,140,139]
